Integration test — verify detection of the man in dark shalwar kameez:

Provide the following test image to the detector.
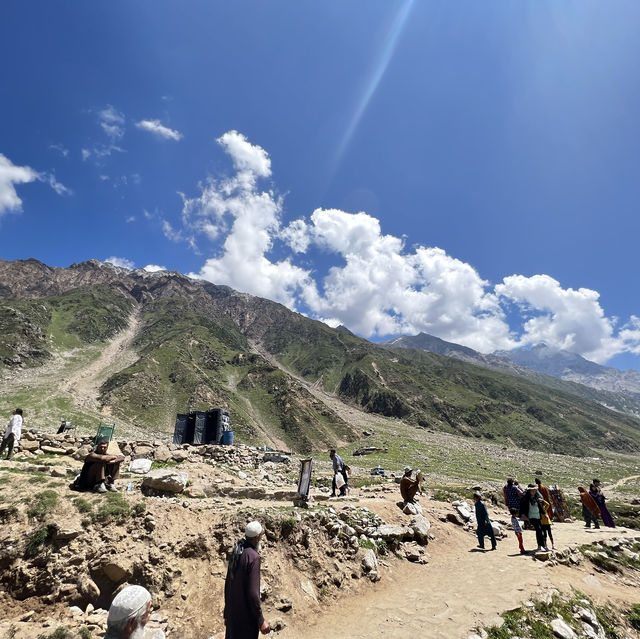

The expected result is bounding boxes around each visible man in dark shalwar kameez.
[224,521,271,638]
[72,436,125,493]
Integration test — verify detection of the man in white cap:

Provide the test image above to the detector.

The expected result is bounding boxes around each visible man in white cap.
[224,521,271,638]
[106,585,153,639]
[400,466,422,505]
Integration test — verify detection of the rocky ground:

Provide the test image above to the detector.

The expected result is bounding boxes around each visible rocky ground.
[1,433,640,639]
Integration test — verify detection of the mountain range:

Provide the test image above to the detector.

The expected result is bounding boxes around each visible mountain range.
[2,257,640,456]
[383,333,640,417]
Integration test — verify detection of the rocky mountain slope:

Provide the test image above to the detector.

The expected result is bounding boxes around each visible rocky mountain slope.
[384,332,640,418]
[495,342,640,394]
[3,258,640,455]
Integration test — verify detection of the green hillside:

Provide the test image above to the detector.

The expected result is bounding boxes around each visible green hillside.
[2,260,640,456]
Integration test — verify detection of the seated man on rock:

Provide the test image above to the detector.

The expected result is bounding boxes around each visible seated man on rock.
[400,466,423,505]
[106,584,158,639]
[72,436,125,493]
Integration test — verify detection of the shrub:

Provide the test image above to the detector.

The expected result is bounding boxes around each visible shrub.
[132,501,146,516]
[27,490,58,520]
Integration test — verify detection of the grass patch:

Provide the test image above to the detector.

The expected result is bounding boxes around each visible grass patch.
[36,628,71,639]
[25,526,51,558]
[73,497,93,514]
[151,459,180,469]
[92,492,130,522]
[27,490,58,520]
[132,501,146,516]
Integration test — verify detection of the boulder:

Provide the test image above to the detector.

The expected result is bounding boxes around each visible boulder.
[550,617,576,639]
[410,515,431,544]
[456,504,473,521]
[361,549,378,573]
[78,576,100,603]
[132,445,154,459]
[102,560,130,582]
[374,524,413,543]
[402,502,422,516]
[52,527,81,541]
[446,512,465,526]
[172,450,189,462]
[40,445,68,455]
[142,469,188,493]
[20,439,40,452]
[153,445,172,463]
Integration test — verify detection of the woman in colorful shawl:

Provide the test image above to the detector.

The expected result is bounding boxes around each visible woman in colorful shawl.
[589,479,615,527]
[578,486,601,528]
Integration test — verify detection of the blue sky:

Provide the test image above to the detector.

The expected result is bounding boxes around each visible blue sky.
[2,1,640,368]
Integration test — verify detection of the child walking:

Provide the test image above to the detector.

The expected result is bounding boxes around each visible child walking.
[510,508,526,554]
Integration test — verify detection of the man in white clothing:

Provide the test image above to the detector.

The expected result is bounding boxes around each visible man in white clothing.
[0,408,23,460]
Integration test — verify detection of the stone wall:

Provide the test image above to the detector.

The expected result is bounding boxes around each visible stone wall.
[17,430,262,465]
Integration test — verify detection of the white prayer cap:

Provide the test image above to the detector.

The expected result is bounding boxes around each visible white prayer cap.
[245,521,263,538]
[404,466,412,473]
[107,585,151,624]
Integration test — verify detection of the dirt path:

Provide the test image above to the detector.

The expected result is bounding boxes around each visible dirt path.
[61,306,141,411]
[280,510,637,639]
[607,474,640,493]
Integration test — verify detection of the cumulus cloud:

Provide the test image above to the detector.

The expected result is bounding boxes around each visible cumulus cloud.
[143,264,167,272]
[0,153,71,217]
[105,256,134,269]
[495,275,623,363]
[135,119,182,141]
[0,154,39,215]
[168,131,640,363]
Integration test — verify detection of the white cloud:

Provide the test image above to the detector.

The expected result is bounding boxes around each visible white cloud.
[49,143,69,158]
[98,105,125,140]
[0,154,39,215]
[125,215,136,223]
[83,105,127,163]
[0,154,71,217]
[39,172,72,196]
[143,264,167,272]
[135,119,182,141]
[495,275,622,363]
[168,131,640,363]
[105,256,134,269]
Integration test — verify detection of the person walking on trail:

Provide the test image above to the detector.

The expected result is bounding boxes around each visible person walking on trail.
[503,478,523,512]
[590,479,615,528]
[106,584,155,639]
[473,493,497,551]
[510,508,526,554]
[400,466,423,505]
[224,521,271,638]
[330,449,348,497]
[0,408,23,460]
[519,484,546,551]
[579,485,601,528]
[71,436,125,493]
